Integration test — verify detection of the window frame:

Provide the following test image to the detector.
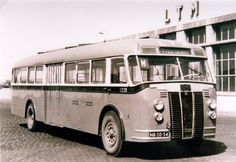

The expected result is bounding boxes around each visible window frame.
[77,61,90,84]
[91,59,106,84]
[35,66,44,84]
[110,57,127,84]
[28,67,35,84]
[65,62,76,84]
[216,21,236,41]
[20,67,28,84]
[215,44,236,92]
[187,27,206,44]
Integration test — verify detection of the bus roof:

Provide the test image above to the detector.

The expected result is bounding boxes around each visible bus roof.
[13,39,204,68]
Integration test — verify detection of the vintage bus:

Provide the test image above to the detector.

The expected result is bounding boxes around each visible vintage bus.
[11,39,216,156]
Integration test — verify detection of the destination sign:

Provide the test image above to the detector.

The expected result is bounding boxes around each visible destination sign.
[159,47,191,55]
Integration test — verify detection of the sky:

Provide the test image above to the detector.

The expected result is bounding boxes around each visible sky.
[0,0,236,82]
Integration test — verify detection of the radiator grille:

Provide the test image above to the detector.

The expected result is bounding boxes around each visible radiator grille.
[169,92,182,139]
[169,92,204,140]
[193,92,204,138]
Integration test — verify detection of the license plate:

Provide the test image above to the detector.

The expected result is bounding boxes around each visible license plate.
[149,131,169,138]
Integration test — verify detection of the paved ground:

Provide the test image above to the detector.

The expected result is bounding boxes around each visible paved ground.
[0,88,11,109]
[0,88,236,162]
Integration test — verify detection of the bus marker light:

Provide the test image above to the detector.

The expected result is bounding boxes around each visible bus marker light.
[208,99,217,110]
[154,100,164,112]
[154,112,164,123]
[209,101,217,110]
[208,111,216,120]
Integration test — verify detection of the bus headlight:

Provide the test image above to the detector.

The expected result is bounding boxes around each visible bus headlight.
[208,111,217,120]
[208,99,217,110]
[154,112,164,124]
[154,100,164,112]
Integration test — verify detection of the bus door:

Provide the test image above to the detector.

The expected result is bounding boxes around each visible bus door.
[46,64,63,126]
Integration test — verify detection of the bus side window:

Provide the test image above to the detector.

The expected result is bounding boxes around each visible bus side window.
[20,68,27,83]
[111,58,127,83]
[92,60,106,84]
[14,69,21,83]
[35,66,43,84]
[28,67,35,84]
[77,63,89,84]
[65,63,76,84]
[128,56,141,84]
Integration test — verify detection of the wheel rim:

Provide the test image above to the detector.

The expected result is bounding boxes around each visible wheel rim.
[104,121,117,148]
[26,107,34,130]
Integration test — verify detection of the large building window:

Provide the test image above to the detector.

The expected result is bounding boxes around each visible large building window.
[187,27,206,44]
[216,21,236,41]
[215,44,236,92]
[159,32,176,40]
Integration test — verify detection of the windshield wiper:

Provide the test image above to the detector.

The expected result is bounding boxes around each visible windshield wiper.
[187,66,202,75]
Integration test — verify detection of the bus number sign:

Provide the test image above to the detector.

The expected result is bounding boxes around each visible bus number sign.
[120,88,127,93]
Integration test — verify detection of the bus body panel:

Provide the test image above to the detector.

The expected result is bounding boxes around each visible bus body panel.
[61,90,107,134]
[46,88,63,126]
[11,87,46,123]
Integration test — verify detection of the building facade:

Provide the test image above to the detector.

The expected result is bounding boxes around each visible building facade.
[114,12,236,111]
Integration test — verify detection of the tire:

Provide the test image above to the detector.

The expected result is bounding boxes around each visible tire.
[26,103,37,132]
[101,111,124,156]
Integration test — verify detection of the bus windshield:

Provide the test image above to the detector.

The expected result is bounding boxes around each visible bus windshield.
[128,56,213,83]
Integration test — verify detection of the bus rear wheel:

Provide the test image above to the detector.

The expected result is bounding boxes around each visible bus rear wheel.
[26,103,37,132]
[101,111,124,156]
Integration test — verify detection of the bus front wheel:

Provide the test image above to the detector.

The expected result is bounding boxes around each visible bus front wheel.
[26,103,37,132]
[101,111,124,156]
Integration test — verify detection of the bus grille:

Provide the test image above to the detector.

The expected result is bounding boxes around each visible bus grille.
[169,92,204,140]
[169,92,182,139]
[193,92,204,138]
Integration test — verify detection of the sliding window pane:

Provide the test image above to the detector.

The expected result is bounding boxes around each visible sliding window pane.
[28,67,35,83]
[65,63,76,84]
[77,63,90,83]
[36,66,43,84]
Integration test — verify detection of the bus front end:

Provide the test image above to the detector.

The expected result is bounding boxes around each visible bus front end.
[149,82,217,142]
[127,48,216,144]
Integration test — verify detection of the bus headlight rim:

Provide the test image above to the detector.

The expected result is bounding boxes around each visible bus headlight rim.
[209,102,217,110]
[208,111,217,120]
[208,99,217,110]
[154,100,164,112]
[154,112,164,123]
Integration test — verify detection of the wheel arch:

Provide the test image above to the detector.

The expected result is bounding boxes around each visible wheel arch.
[24,99,34,118]
[98,104,125,140]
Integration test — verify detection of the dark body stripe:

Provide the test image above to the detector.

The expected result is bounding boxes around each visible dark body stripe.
[11,81,215,94]
[11,84,149,94]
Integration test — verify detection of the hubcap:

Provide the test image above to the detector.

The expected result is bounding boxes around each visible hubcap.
[104,122,117,147]
[27,108,34,129]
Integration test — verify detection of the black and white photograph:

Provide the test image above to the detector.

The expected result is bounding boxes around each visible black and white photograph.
[0,0,236,161]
